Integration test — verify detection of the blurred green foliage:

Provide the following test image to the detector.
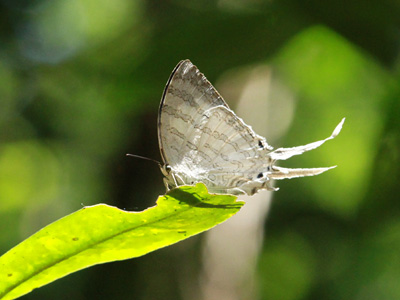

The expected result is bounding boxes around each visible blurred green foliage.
[0,0,399,299]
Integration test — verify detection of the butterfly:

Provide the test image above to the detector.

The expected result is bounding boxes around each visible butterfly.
[157,60,344,195]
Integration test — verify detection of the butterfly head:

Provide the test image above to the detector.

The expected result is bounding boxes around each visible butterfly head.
[160,163,188,191]
[160,164,172,177]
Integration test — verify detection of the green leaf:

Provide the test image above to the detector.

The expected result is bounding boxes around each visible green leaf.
[0,183,243,300]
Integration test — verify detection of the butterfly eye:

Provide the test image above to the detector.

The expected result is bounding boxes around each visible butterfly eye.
[257,173,263,179]
[258,140,264,149]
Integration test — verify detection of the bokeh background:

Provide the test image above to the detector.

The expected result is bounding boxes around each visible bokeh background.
[1,1,400,299]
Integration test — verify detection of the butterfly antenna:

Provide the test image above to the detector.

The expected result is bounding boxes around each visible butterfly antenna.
[126,153,162,166]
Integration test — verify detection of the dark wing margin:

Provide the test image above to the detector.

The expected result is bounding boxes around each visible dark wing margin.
[157,60,186,164]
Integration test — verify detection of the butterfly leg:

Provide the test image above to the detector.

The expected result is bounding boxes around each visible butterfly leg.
[173,173,187,187]
[163,178,171,191]
[163,172,186,191]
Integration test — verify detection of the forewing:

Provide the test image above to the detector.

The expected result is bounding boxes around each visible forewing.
[158,60,229,168]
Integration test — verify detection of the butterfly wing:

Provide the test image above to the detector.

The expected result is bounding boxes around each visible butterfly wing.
[188,112,345,194]
[158,60,277,194]
[158,60,230,170]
